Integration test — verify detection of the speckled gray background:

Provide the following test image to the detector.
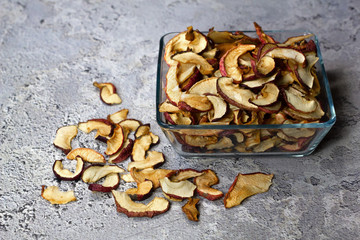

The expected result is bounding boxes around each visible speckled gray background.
[0,0,359,239]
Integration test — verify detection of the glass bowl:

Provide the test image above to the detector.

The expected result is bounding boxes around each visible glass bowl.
[156,30,336,157]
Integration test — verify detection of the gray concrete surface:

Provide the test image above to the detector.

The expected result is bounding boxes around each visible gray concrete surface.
[0,0,359,239]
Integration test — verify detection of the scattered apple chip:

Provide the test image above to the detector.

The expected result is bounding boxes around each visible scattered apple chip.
[131,134,153,161]
[108,139,134,163]
[194,169,223,201]
[107,109,129,124]
[112,191,170,218]
[168,169,203,182]
[53,125,78,154]
[105,124,125,156]
[130,168,175,189]
[93,82,122,105]
[41,185,76,205]
[67,148,105,163]
[182,198,200,222]
[53,156,84,181]
[81,165,125,183]
[125,180,153,201]
[160,177,196,201]
[78,119,112,138]
[224,172,274,208]
[127,151,165,171]
[88,173,120,192]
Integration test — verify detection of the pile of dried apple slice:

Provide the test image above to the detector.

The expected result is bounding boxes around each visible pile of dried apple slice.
[160,23,325,153]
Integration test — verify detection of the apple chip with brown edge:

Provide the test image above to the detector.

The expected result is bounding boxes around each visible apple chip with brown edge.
[53,125,78,154]
[182,198,200,222]
[41,186,76,205]
[224,172,274,208]
[93,81,122,105]
[131,134,153,161]
[125,180,153,201]
[108,139,134,163]
[112,190,170,218]
[107,109,129,124]
[88,173,120,192]
[168,169,204,182]
[105,124,125,156]
[78,119,112,137]
[193,169,223,201]
[67,148,105,163]
[53,156,84,181]
[127,151,165,171]
[81,165,125,183]
[130,168,175,189]
[160,177,196,201]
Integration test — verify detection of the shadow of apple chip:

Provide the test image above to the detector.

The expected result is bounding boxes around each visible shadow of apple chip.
[41,185,76,205]
[224,172,274,208]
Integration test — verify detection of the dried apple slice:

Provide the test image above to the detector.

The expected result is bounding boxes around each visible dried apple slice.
[217,77,258,111]
[184,135,218,147]
[160,177,196,200]
[294,52,319,89]
[131,134,153,161]
[207,29,245,44]
[67,148,105,163]
[252,136,281,152]
[278,137,311,151]
[165,65,182,105]
[53,156,84,181]
[182,198,200,222]
[164,112,193,125]
[193,169,223,201]
[119,119,141,133]
[188,77,218,95]
[180,68,202,91]
[254,22,276,44]
[265,47,305,65]
[134,124,151,138]
[281,120,316,139]
[282,33,314,46]
[41,186,76,205]
[168,169,204,182]
[224,172,274,208]
[108,139,134,163]
[81,165,125,183]
[158,100,181,113]
[127,151,165,171]
[125,180,153,201]
[178,63,197,84]
[219,44,256,82]
[206,136,234,150]
[131,168,176,189]
[258,101,282,114]
[88,173,120,192]
[53,125,78,154]
[282,86,317,113]
[178,93,212,112]
[241,71,278,89]
[256,56,275,75]
[121,173,135,183]
[172,52,214,75]
[207,95,227,121]
[107,109,129,124]
[78,119,112,137]
[105,124,124,156]
[112,191,170,218]
[250,83,279,106]
[93,82,122,105]
[283,100,324,121]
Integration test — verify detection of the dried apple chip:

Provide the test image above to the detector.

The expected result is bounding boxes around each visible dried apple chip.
[67,148,105,163]
[224,172,274,208]
[193,169,223,201]
[182,198,200,222]
[53,125,78,154]
[88,173,120,192]
[93,82,122,105]
[41,185,76,205]
[53,156,84,181]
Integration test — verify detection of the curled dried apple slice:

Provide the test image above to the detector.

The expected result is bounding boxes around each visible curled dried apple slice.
[131,134,153,161]
[188,77,218,95]
[53,125,78,154]
[250,83,279,107]
[241,71,278,89]
[206,136,234,150]
[165,65,182,105]
[121,173,135,182]
[160,177,196,200]
[217,77,258,111]
[112,191,170,218]
[282,33,314,46]
[119,119,141,133]
[207,29,245,44]
[172,52,214,75]
[265,47,305,65]
[278,137,311,151]
[93,82,122,105]
[125,180,153,201]
[178,93,212,112]
[53,156,84,181]
[180,68,202,91]
[256,56,275,75]
[131,168,175,189]
[67,148,105,163]
[282,86,317,113]
[281,120,316,139]
[78,119,112,137]
[41,186,76,205]
[81,165,125,183]
[88,173,120,192]
[254,22,276,44]
[184,135,218,147]
[134,124,151,138]
[127,151,165,171]
[193,169,223,201]
[252,136,281,152]
[178,63,197,84]
[164,112,193,125]
[294,52,319,89]
[283,100,324,121]
[219,44,256,82]
[182,198,200,222]
[224,172,273,208]
[108,139,134,163]
[207,95,227,121]
[258,101,282,114]
[107,109,129,124]
[105,124,124,156]
[168,169,203,182]
[158,100,181,113]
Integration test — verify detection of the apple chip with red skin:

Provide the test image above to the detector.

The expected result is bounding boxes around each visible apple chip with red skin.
[93,82,122,105]
[130,168,176,189]
[107,109,129,124]
[41,186,76,205]
[125,180,153,201]
[53,125,78,154]
[182,198,200,222]
[168,169,203,182]
[112,191,170,218]
[81,165,125,183]
[193,169,223,201]
[88,173,120,192]
[53,156,84,181]
[105,124,125,156]
[67,148,105,163]
[160,177,197,201]
[224,172,274,208]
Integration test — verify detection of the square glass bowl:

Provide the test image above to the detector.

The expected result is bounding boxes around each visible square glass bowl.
[156,30,336,157]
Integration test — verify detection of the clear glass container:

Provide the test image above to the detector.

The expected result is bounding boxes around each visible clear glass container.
[156,30,336,157]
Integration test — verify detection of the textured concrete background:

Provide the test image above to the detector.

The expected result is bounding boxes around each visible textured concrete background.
[0,0,359,239]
